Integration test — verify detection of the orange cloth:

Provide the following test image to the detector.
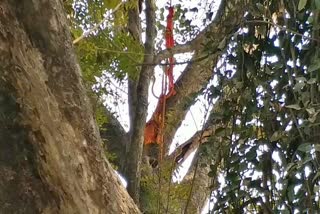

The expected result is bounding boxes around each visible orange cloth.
[144,95,166,145]
[144,7,176,145]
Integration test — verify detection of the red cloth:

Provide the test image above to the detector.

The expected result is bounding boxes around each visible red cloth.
[144,7,176,145]
[165,7,174,49]
[165,7,175,97]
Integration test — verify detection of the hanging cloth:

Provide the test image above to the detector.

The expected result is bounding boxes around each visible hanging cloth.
[144,5,176,146]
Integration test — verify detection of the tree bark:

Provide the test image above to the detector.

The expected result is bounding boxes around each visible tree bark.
[0,0,140,213]
[124,0,156,204]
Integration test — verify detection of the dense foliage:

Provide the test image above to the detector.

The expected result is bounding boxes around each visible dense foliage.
[204,1,320,213]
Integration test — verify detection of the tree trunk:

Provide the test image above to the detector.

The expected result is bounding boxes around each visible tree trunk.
[0,0,139,213]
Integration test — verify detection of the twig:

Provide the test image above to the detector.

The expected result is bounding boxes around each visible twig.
[73,2,123,45]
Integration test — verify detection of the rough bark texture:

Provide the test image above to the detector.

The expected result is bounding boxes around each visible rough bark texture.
[0,1,140,213]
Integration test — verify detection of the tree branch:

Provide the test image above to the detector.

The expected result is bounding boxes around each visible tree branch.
[154,40,200,64]
[162,0,251,148]
[125,0,156,204]
[181,154,211,214]
[154,0,234,64]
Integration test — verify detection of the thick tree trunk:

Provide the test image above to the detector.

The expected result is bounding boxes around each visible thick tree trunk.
[0,1,139,213]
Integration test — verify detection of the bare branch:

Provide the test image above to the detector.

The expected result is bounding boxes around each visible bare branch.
[173,127,213,164]
[125,0,156,204]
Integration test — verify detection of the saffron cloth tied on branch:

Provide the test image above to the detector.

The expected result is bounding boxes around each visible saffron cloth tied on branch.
[144,5,176,147]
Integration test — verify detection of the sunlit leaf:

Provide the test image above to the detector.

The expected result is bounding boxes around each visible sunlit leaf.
[314,144,320,152]
[297,143,312,152]
[293,81,305,91]
[306,108,315,115]
[270,131,281,141]
[306,78,317,84]
[285,104,301,110]
[298,0,308,11]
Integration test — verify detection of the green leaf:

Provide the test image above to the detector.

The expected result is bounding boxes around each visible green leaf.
[314,144,320,152]
[312,171,320,183]
[281,210,291,214]
[307,78,317,84]
[308,110,320,123]
[270,131,281,141]
[296,77,307,82]
[285,163,297,174]
[246,149,257,161]
[298,0,308,11]
[293,81,305,91]
[306,108,315,115]
[307,15,314,24]
[308,61,320,72]
[104,0,120,9]
[287,185,295,202]
[285,104,301,110]
[297,157,312,169]
[297,143,312,152]
[315,0,320,9]
[215,127,226,137]
[239,162,248,171]
[255,3,265,13]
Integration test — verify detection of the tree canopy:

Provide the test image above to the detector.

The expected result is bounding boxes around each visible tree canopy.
[66,0,320,213]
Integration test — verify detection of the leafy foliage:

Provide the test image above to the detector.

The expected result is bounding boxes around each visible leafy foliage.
[204,0,320,213]
[63,0,143,127]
